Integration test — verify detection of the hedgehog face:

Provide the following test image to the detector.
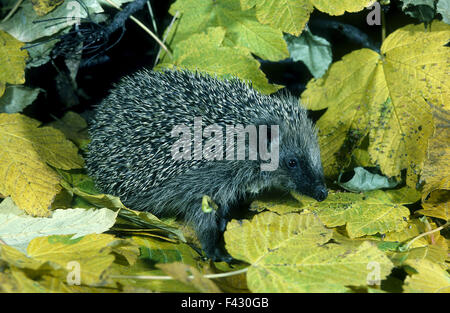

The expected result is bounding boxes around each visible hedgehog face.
[265,124,328,202]
[281,152,328,201]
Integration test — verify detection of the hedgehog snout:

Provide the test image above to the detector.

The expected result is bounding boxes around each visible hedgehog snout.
[313,185,328,202]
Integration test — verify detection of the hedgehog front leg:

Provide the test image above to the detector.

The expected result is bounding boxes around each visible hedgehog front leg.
[192,207,233,262]
[217,204,231,233]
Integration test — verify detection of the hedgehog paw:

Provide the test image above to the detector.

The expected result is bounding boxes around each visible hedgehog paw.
[204,246,233,263]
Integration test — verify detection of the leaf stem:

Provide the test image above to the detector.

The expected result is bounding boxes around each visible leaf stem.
[153,10,179,67]
[110,266,249,280]
[146,0,158,34]
[401,222,449,251]
[381,6,386,44]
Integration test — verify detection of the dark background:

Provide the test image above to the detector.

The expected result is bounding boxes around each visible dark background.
[22,0,420,123]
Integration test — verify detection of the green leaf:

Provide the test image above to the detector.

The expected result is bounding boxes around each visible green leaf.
[158,27,281,94]
[58,172,127,210]
[244,0,314,36]
[338,167,398,192]
[250,192,304,214]
[241,0,374,36]
[0,85,41,113]
[311,0,376,15]
[0,1,103,42]
[437,0,450,24]
[0,197,119,253]
[47,111,91,150]
[113,208,186,243]
[109,236,204,292]
[285,27,332,78]
[134,238,195,266]
[399,0,436,22]
[165,0,288,61]
[225,212,332,261]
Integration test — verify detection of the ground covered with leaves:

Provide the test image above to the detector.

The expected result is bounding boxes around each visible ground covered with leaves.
[0,0,448,292]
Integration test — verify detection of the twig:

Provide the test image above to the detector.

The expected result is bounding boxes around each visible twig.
[103,0,172,59]
[1,0,24,23]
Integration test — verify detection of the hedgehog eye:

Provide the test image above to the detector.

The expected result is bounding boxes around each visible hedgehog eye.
[287,158,298,169]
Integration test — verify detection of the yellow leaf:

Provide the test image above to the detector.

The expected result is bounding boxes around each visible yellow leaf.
[301,22,450,180]
[9,269,53,292]
[31,0,64,16]
[249,192,303,214]
[209,262,249,292]
[388,245,448,267]
[352,148,376,168]
[369,22,449,179]
[27,234,116,286]
[260,241,393,293]
[110,239,141,266]
[419,188,449,221]
[225,211,332,263]
[225,212,393,292]
[403,259,450,293]
[0,113,84,216]
[0,272,20,293]
[0,244,46,270]
[0,31,28,97]
[109,236,203,292]
[301,48,383,176]
[419,113,450,221]
[292,189,411,238]
[0,244,63,292]
[312,0,375,15]
[156,262,222,293]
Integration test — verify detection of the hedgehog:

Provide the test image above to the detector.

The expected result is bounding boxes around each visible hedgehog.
[85,69,328,262]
